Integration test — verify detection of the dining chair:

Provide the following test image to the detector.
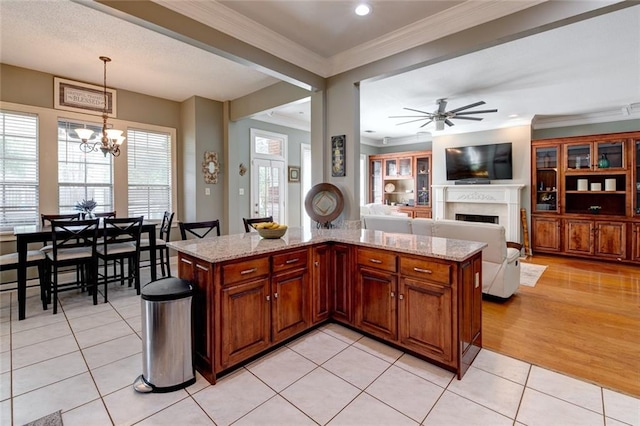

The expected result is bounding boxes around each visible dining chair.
[243,216,273,233]
[44,218,100,314]
[0,250,48,310]
[97,216,143,302]
[140,211,174,278]
[41,213,81,227]
[179,220,221,240]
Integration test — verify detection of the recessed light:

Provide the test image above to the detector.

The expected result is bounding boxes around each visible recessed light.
[355,3,371,16]
[509,114,519,118]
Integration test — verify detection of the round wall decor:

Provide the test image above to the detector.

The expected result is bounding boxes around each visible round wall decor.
[304,183,344,226]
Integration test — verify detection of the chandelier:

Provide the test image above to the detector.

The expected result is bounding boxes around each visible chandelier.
[75,56,125,157]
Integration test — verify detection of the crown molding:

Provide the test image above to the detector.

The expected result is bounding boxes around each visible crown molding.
[533,105,640,129]
[154,0,329,76]
[328,0,546,75]
[251,111,310,133]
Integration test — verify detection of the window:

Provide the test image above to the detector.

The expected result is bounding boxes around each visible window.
[128,128,172,220]
[58,120,113,214]
[0,111,38,230]
[250,129,286,223]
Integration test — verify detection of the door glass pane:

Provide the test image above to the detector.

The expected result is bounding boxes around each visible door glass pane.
[596,141,623,169]
[566,144,590,170]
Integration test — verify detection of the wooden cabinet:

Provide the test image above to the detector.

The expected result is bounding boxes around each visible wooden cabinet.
[331,243,352,324]
[532,132,640,263]
[311,244,331,324]
[178,254,215,383]
[369,150,432,218]
[632,223,640,262]
[356,248,398,341]
[532,216,561,252]
[271,249,310,342]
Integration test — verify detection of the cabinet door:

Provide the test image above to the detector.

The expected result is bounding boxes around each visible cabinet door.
[356,267,397,341]
[632,223,640,262]
[311,244,331,324]
[331,244,353,324]
[565,143,593,171]
[370,159,383,203]
[220,278,271,369]
[564,219,594,255]
[532,216,562,252]
[532,145,559,213]
[416,156,431,207]
[178,255,214,381]
[271,268,309,343]
[595,221,626,259]
[398,277,452,364]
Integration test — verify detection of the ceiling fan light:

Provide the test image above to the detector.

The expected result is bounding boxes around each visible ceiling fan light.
[435,120,445,131]
[355,3,371,16]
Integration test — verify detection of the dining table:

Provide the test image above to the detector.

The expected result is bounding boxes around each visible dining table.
[13,221,158,320]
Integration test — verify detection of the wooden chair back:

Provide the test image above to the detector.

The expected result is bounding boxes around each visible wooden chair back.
[179,220,221,240]
[243,216,273,233]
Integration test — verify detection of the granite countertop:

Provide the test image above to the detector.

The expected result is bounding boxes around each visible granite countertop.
[167,228,486,264]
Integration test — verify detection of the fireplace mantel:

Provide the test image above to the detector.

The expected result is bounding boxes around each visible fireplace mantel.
[432,184,525,242]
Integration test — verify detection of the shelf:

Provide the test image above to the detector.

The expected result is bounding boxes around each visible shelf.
[566,190,626,195]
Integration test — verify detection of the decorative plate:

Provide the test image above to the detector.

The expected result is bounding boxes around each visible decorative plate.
[384,183,395,193]
[304,183,344,224]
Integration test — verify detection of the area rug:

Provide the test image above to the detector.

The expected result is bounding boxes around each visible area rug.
[24,410,63,426]
[520,262,548,287]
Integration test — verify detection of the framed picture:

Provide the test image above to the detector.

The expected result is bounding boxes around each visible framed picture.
[54,77,117,117]
[288,166,300,182]
[331,134,346,177]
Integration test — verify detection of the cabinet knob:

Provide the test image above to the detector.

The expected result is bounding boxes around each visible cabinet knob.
[390,291,395,298]
[266,295,270,301]
[274,292,279,299]
[399,294,404,300]
[314,261,319,267]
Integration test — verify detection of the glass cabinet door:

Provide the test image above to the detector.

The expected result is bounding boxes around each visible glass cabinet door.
[416,156,430,206]
[533,146,558,212]
[370,159,382,203]
[384,159,397,177]
[636,140,640,215]
[596,141,624,169]
[398,157,412,177]
[566,143,591,170]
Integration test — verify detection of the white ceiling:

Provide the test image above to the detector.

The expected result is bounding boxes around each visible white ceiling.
[1,1,638,145]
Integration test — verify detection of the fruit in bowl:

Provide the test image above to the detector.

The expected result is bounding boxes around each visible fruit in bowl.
[252,221,288,238]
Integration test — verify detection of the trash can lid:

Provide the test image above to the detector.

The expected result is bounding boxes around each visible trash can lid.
[141,277,193,301]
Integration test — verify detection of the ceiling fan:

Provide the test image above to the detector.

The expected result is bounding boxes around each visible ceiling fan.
[390,98,498,131]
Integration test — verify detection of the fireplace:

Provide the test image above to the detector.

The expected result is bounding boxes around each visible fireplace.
[432,184,525,242]
[455,213,499,224]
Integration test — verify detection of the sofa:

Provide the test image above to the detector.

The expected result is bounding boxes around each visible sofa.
[361,215,521,299]
[360,203,409,217]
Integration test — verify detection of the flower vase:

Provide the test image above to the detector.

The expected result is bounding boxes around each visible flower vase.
[85,211,95,219]
[598,154,609,169]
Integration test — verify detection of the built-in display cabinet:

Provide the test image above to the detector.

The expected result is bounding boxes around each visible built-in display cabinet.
[531,132,640,264]
[369,150,432,218]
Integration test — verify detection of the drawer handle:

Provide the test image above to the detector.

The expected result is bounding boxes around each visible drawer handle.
[196,264,209,271]
[413,267,433,274]
[181,258,193,265]
[285,258,299,264]
[369,259,382,264]
[240,268,257,275]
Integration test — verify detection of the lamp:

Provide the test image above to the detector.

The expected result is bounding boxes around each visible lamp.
[76,56,125,157]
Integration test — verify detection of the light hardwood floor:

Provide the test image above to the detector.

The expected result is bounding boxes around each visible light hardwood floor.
[482,254,640,397]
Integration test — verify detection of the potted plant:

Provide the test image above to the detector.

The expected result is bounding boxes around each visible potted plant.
[75,198,98,218]
[588,205,601,214]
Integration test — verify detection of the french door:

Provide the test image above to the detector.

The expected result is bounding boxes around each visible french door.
[251,160,285,223]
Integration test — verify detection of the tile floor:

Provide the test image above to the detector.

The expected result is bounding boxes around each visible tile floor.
[1,263,639,426]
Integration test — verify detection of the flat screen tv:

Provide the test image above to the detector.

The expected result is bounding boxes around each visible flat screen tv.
[445,142,513,181]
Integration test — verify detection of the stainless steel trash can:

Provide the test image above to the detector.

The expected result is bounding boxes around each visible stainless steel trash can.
[133,277,195,393]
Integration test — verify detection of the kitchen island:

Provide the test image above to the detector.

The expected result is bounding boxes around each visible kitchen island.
[167,228,486,384]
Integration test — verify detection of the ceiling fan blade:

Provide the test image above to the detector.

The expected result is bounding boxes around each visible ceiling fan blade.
[448,101,486,114]
[455,109,498,115]
[445,119,455,127]
[389,115,429,118]
[403,107,433,115]
[454,116,484,121]
[437,99,447,114]
[396,118,432,125]
[419,119,434,128]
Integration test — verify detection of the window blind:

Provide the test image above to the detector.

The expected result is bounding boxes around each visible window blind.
[127,129,171,221]
[57,120,113,214]
[0,111,39,230]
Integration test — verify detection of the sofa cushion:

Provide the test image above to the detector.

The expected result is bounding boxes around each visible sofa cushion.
[362,215,412,234]
[411,218,435,236]
[432,220,506,264]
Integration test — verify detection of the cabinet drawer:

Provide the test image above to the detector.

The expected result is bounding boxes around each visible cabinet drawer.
[357,248,397,273]
[272,249,309,273]
[400,257,451,285]
[222,257,270,285]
